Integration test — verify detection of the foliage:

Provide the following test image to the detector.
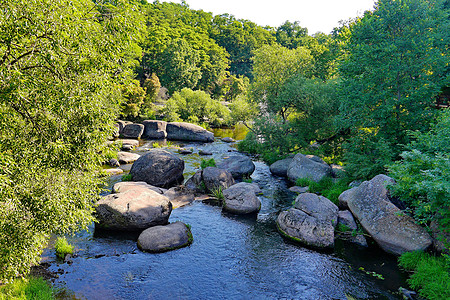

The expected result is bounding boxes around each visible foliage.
[220,74,249,102]
[295,177,350,205]
[0,277,54,300]
[54,237,74,260]
[120,79,146,119]
[201,158,216,169]
[398,251,450,300]
[228,95,259,125]
[0,0,140,281]
[121,174,133,182]
[163,88,231,126]
[209,187,224,201]
[337,0,450,179]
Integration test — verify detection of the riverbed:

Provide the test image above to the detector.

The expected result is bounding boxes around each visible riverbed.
[40,127,407,299]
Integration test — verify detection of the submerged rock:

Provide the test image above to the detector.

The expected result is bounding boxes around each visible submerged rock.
[137,221,192,253]
[222,182,261,215]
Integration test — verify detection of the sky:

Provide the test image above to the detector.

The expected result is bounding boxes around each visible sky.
[161,0,376,34]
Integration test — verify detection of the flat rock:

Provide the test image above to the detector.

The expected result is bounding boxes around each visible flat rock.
[119,139,139,147]
[294,193,338,226]
[117,152,140,164]
[270,158,293,177]
[121,123,144,139]
[222,182,261,215]
[287,153,332,183]
[199,150,212,156]
[163,186,195,209]
[178,148,193,155]
[95,189,172,231]
[221,137,235,143]
[112,181,166,195]
[142,120,167,139]
[217,156,255,179]
[104,168,123,176]
[289,186,309,194]
[137,222,192,253]
[166,122,214,142]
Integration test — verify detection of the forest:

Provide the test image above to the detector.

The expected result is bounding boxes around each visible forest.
[0,0,449,298]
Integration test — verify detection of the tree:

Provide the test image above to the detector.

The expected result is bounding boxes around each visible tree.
[274,21,308,49]
[337,0,450,179]
[0,0,142,281]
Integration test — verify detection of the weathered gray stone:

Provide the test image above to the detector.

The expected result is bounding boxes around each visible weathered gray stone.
[119,139,139,148]
[230,182,262,195]
[130,149,184,188]
[270,158,294,177]
[287,153,332,183]
[166,122,214,142]
[305,155,327,165]
[199,150,212,156]
[164,186,195,209]
[137,222,192,253]
[338,187,356,209]
[104,168,123,176]
[116,120,132,135]
[121,123,144,139]
[222,183,261,215]
[289,186,309,194]
[178,148,193,155]
[185,170,204,193]
[117,151,140,164]
[142,120,167,139]
[112,181,166,195]
[95,189,172,231]
[293,193,338,226]
[109,158,120,167]
[221,137,235,143]
[202,167,235,193]
[345,174,432,255]
[217,156,255,179]
[338,210,358,231]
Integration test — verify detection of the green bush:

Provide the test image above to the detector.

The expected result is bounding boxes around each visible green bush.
[295,177,350,205]
[54,237,74,260]
[0,277,54,300]
[398,251,450,300]
[201,158,216,169]
[121,174,133,182]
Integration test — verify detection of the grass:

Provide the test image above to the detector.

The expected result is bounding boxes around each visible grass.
[242,175,252,183]
[152,142,162,148]
[295,177,350,205]
[54,237,74,260]
[209,187,224,201]
[0,277,54,300]
[201,158,216,169]
[398,251,450,300]
[121,173,132,181]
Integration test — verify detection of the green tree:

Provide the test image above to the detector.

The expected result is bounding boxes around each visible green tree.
[337,0,450,179]
[274,21,308,49]
[0,0,141,281]
[120,79,146,119]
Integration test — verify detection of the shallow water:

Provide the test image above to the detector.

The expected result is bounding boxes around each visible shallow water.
[42,129,406,300]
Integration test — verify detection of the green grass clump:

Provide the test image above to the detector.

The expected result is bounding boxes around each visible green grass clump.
[121,173,133,181]
[209,187,224,201]
[0,277,54,300]
[201,158,216,169]
[54,237,74,260]
[398,251,450,300]
[295,177,350,205]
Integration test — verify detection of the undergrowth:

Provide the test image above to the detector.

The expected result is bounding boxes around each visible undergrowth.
[295,177,350,205]
[0,277,54,300]
[201,158,216,169]
[54,237,74,260]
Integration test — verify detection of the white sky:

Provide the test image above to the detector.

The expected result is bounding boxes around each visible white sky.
[162,0,377,34]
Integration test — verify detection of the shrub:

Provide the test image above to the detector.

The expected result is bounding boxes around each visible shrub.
[121,174,132,182]
[295,177,350,205]
[201,158,216,169]
[0,277,54,300]
[54,237,74,260]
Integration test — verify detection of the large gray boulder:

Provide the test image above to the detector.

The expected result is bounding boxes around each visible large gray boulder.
[269,158,293,177]
[130,149,184,188]
[142,120,167,139]
[345,174,432,255]
[202,167,235,193]
[95,189,172,231]
[276,193,337,248]
[222,182,261,215]
[217,156,255,179]
[137,221,192,253]
[121,123,144,139]
[287,153,332,183]
[116,120,132,135]
[117,151,140,164]
[166,122,214,142]
[112,181,166,195]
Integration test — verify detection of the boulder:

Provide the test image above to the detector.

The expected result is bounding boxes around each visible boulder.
[269,158,294,177]
[305,155,328,165]
[112,181,166,195]
[217,156,255,179]
[221,137,235,143]
[121,123,144,139]
[163,186,195,209]
[222,182,261,215]
[287,153,332,183]
[130,150,184,188]
[199,150,212,156]
[166,122,214,142]
[104,168,123,176]
[116,120,132,135]
[202,167,235,193]
[95,189,172,231]
[345,174,432,255]
[293,193,338,226]
[230,182,262,195]
[117,152,140,164]
[178,148,193,155]
[337,210,368,247]
[338,210,358,231]
[142,120,167,139]
[109,158,120,167]
[185,170,204,193]
[137,221,192,253]
[119,139,139,148]
[289,186,309,194]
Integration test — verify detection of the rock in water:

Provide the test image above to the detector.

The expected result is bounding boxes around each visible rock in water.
[344,174,432,255]
[95,189,172,231]
[217,155,255,179]
[202,167,235,192]
[222,182,261,215]
[121,123,144,139]
[117,152,140,164]
[137,221,193,253]
[130,149,184,188]
[163,186,195,208]
[166,122,214,142]
[142,120,167,139]
[270,158,293,177]
[287,153,332,183]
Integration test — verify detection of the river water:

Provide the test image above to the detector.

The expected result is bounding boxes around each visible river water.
[41,126,406,299]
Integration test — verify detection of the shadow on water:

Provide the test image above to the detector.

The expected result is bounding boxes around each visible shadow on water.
[41,126,406,300]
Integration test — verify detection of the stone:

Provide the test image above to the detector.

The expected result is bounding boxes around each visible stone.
[121,123,145,139]
[166,122,214,142]
[117,151,140,164]
[199,150,212,156]
[185,170,204,193]
[109,158,120,167]
[163,186,195,209]
[217,155,255,179]
[345,174,432,255]
[287,153,332,183]
[221,137,235,143]
[430,218,450,253]
[230,182,262,195]
[293,193,338,226]
[338,210,358,231]
[137,221,192,253]
[289,186,309,194]
[119,139,139,148]
[178,148,193,155]
[104,168,123,176]
[130,149,184,188]
[95,189,172,231]
[305,155,328,165]
[331,164,345,178]
[116,120,132,135]
[202,167,235,193]
[142,120,167,139]
[112,181,166,195]
[269,158,294,177]
[121,144,133,151]
[222,182,261,215]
